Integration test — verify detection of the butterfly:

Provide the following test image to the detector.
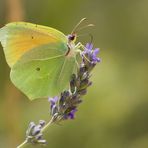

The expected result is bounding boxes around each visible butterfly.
[0,18,93,100]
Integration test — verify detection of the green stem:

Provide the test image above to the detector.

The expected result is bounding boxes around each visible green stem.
[16,140,28,148]
[41,116,55,133]
[16,116,55,148]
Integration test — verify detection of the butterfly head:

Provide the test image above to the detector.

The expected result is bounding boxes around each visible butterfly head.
[67,33,77,43]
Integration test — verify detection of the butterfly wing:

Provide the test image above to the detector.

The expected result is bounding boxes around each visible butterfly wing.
[10,42,77,100]
[0,22,67,67]
[0,22,77,100]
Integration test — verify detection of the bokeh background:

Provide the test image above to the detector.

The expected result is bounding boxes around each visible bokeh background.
[0,0,148,148]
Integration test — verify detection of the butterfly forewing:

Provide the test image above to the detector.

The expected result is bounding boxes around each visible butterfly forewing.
[0,22,67,67]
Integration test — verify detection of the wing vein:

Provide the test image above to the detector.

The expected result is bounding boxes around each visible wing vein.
[57,58,67,83]
[29,54,65,62]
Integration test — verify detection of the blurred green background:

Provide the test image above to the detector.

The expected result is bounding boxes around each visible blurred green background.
[0,0,148,148]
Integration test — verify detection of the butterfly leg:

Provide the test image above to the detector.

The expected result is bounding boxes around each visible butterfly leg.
[75,42,91,63]
[75,42,85,52]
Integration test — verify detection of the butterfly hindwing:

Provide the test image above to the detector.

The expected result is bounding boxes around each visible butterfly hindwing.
[10,42,76,100]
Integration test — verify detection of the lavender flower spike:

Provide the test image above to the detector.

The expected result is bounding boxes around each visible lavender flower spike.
[17,43,100,148]
[48,43,100,122]
[26,120,46,145]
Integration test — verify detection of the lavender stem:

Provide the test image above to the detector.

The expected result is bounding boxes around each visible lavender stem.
[16,140,28,148]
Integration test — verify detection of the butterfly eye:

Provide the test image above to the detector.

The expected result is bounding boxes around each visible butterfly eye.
[36,67,40,71]
[68,34,75,41]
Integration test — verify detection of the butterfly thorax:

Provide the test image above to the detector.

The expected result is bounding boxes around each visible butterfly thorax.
[66,42,76,58]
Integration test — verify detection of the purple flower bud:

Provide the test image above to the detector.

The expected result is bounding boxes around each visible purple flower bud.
[39,120,46,127]
[29,122,36,130]
[32,125,41,136]
[78,89,87,95]
[92,48,100,63]
[68,109,77,119]
[93,48,99,55]
[48,96,59,105]
[48,96,59,110]
[35,133,43,140]
[85,43,93,50]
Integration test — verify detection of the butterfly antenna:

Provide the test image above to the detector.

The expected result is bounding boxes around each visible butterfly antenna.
[89,33,93,44]
[77,33,90,38]
[77,33,93,43]
[71,18,87,34]
[76,24,94,32]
